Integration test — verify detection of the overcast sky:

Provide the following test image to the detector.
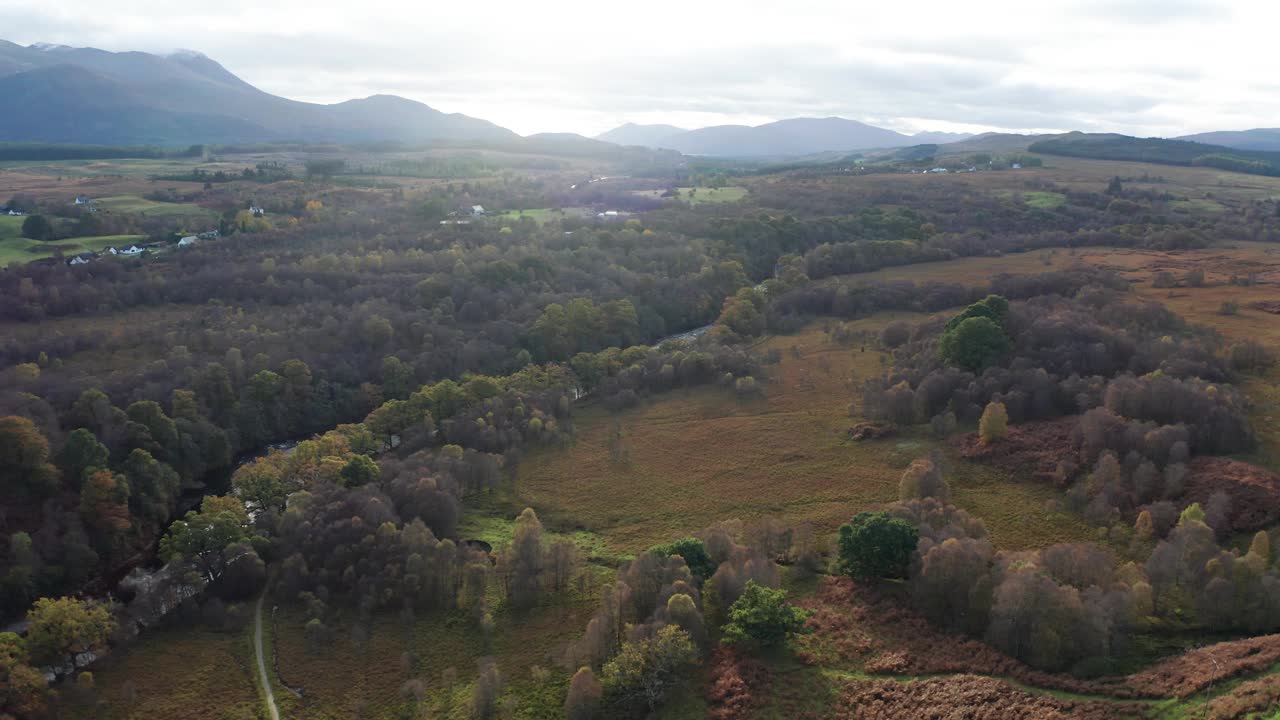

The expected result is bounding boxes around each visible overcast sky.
[3,0,1278,137]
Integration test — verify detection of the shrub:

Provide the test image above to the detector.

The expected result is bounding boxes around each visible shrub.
[898,459,950,501]
[602,626,697,717]
[978,401,1008,443]
[648,537,716,581]
[880,321,911,349]
[836,511,918,579]
[565,666,603,720]
[721,581,811,646]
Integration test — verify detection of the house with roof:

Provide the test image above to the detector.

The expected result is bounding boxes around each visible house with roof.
[197,230,220,240]
[66,252,96,266]
[250,206,266,217]
[471,205,486,216]
[120,245,146,256]
[74,195,91,205]
[178,236,199,248]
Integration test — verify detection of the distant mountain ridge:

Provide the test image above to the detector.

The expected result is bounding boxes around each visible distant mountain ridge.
[0,40,517,145]
[1176,128,1280,153]
[594,117,974,156]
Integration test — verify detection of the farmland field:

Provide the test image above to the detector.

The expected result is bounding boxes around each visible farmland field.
[91,194,219,221]
[0,233,147,266]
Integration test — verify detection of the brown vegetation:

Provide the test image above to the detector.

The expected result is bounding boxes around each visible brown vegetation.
[1183,457,1280,532]
[953,417,1077,483]
[830,675,1146,720]
[704,646,771,720]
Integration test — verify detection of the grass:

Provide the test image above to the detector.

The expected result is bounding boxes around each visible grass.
[92,194,218,221]
[1170,198,1225,214]
[53,622,261,719]
[493,208,563,223]
[678,185,748,204]
[518,316,1095,556]
[1023,190,1067,209]
[271,586,600,718]
[0,234,148,266]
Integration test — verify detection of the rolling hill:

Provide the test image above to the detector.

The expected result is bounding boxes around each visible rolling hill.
[595,117,973,157]
[1176,128,1280,153]
[1029,132,1280,177]
[0,40,517,145]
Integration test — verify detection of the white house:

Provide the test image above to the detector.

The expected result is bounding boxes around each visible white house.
[249,206,266,217]
[74,195,91,205]
[66,253,94,266]
[197,230,220,240]
[471,205,485,216]
[178,236,199,247]
[7,209,22,216]
[1011,163,1022,170]
[120,245,146,256]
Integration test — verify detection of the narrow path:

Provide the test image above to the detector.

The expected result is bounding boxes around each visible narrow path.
[254,594,280,720]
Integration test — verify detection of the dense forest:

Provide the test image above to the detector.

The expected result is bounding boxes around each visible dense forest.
[5,147,1280,718]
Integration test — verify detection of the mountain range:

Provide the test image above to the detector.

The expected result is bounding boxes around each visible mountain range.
[592,119,973,156]
[3,40,1278,161]
[0,41,516,145]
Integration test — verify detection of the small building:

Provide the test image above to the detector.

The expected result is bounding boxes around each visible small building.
[197,230,220,240]
[120,245,146,256]
[6,209,22,216]
[74,195,91,205]
[102,247,118,256]
[249,206,266,217]
[471,205,485,216]
[178,236,199,247]
[1011,163,1022,169]
[929,167,949,174]
[66,252,95,266]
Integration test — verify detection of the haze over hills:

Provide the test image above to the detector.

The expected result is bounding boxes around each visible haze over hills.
[1176,128,1280,153]
[0,40,516,145]
[594,123,688,148]
[593,118,975,156]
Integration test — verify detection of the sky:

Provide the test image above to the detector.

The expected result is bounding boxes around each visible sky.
[3,0,1278,138]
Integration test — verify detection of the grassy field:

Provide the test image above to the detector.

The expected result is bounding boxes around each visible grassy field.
[1023,190,1067,208]
[92,194,218,222]
[518,315,1093,555]
[56,623,261,720]
[492,207,594,224]
[679,185,748,204]
[0,234,148,266]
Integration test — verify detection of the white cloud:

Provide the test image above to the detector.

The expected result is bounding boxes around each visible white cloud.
[0,0,1277,137]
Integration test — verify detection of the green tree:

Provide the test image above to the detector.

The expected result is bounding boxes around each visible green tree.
[943,295,1009,332]
[339,454,379,486]
[20,215,54,241]
[57,428,109,488]
[24,597,115,666]
[159,501,250,583]
[602,625,697,715]
[939,316,1010,372]
[231,459,288,512]
[648,537,716,581]
[1106,176,1123,196]
[836,511,918,579]
[0,631,48,719]
[721,581,811,646]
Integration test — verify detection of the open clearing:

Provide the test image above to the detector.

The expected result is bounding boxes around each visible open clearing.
[518,315,1093,555]
[91,194,219,221]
